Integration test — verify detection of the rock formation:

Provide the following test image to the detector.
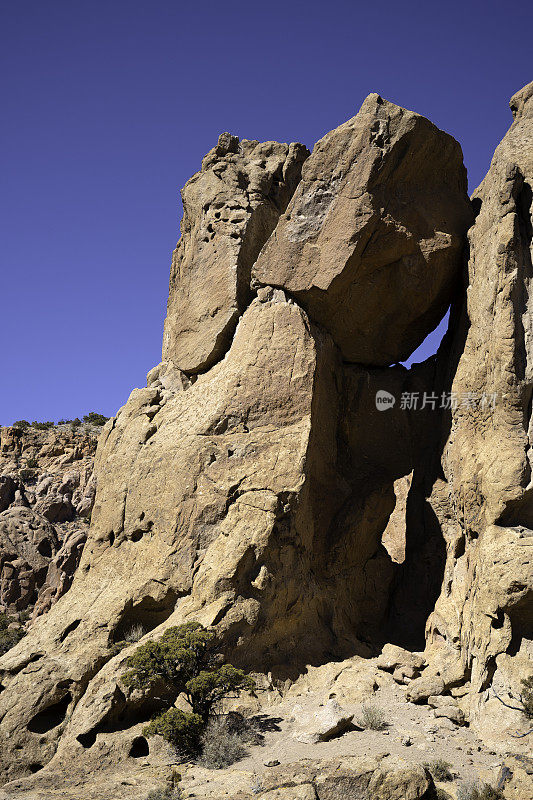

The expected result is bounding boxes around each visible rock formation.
[0,424,97,619]
[0,85,532,798]
[421,80,533,746]
[253,93,472,365]
[162,134,309,374]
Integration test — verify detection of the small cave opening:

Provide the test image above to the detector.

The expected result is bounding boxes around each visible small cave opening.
[29,763,43,773]
[27,692,72,734]
[77,728,97,748]
[37,539,53,559]
[129,736,149,758]
[59,619,81,642]
[506,590,533,657]
[471,197,482,219]
[111,592,178,644]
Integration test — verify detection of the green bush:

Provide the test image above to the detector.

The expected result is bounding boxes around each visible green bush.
[122,622,255,756]
[0,613,25,656]
[25,456,39,469]
[12,420,30,429]
[70,418,81,429]
[144,709,203,756]
[31,420,55,430]
[424,759,453,781]
[83,412,109,426]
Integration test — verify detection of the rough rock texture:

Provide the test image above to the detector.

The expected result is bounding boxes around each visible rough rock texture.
[225,757,437,800]
[291,699,354,743]
[0,424,97,618]
[162,134,309,374]
[422,80,533,747]
[2,86,533,796]
[253,93,473,365]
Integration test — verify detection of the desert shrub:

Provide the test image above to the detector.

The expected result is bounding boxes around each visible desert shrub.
[124,623,145,643]
[25,456,39,469]
[436,790,453,800]
[0,613,25,656]
[457,783,504,800]
[145,789,182,800]
[357,703,387,731]
[424,759,453,781]
[31,421,55,430]
[222,711,263,745]
[83,412,109,426]
[198,716,248,768]
[144,709,203,756]
[12,420,30,429]
[70,418,81,429]
[122,622,255,756]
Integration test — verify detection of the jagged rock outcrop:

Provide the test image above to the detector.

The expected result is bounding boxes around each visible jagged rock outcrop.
[162,134,309,374]
[0,424,97,618]
[2,85,532,798]
[421,80,533,745]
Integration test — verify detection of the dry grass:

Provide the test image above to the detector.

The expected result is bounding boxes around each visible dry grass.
[424,758,453,781]
[357,703,387,731]
[198,716,249,769]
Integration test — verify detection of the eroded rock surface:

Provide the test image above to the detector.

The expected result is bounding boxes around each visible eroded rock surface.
[162,134,309,374]
[0,424,97,618]
[422,80,533,747]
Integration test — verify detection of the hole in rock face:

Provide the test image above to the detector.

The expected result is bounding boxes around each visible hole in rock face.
[401,307,451,368]
[129,736,149,757]
[517,181,533,245]
[59,619,81,642]
[37,539,53,558]
[27,692,71,733]
[77,728,97,748]
[471,197,482,218]
[506,589,533,657]
[29,763,43,773]
[111,592,178,643]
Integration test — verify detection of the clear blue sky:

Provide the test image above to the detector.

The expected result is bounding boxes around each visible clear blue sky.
[1,0,531,425]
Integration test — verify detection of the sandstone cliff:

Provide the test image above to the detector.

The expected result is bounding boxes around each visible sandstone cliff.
[0,86,531,799]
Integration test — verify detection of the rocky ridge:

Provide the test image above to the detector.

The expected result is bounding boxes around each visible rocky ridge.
[0,84,532,799]
[0,423,98,619]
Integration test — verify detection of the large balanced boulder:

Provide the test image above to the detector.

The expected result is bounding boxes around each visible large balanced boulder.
[253,92,473,365]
